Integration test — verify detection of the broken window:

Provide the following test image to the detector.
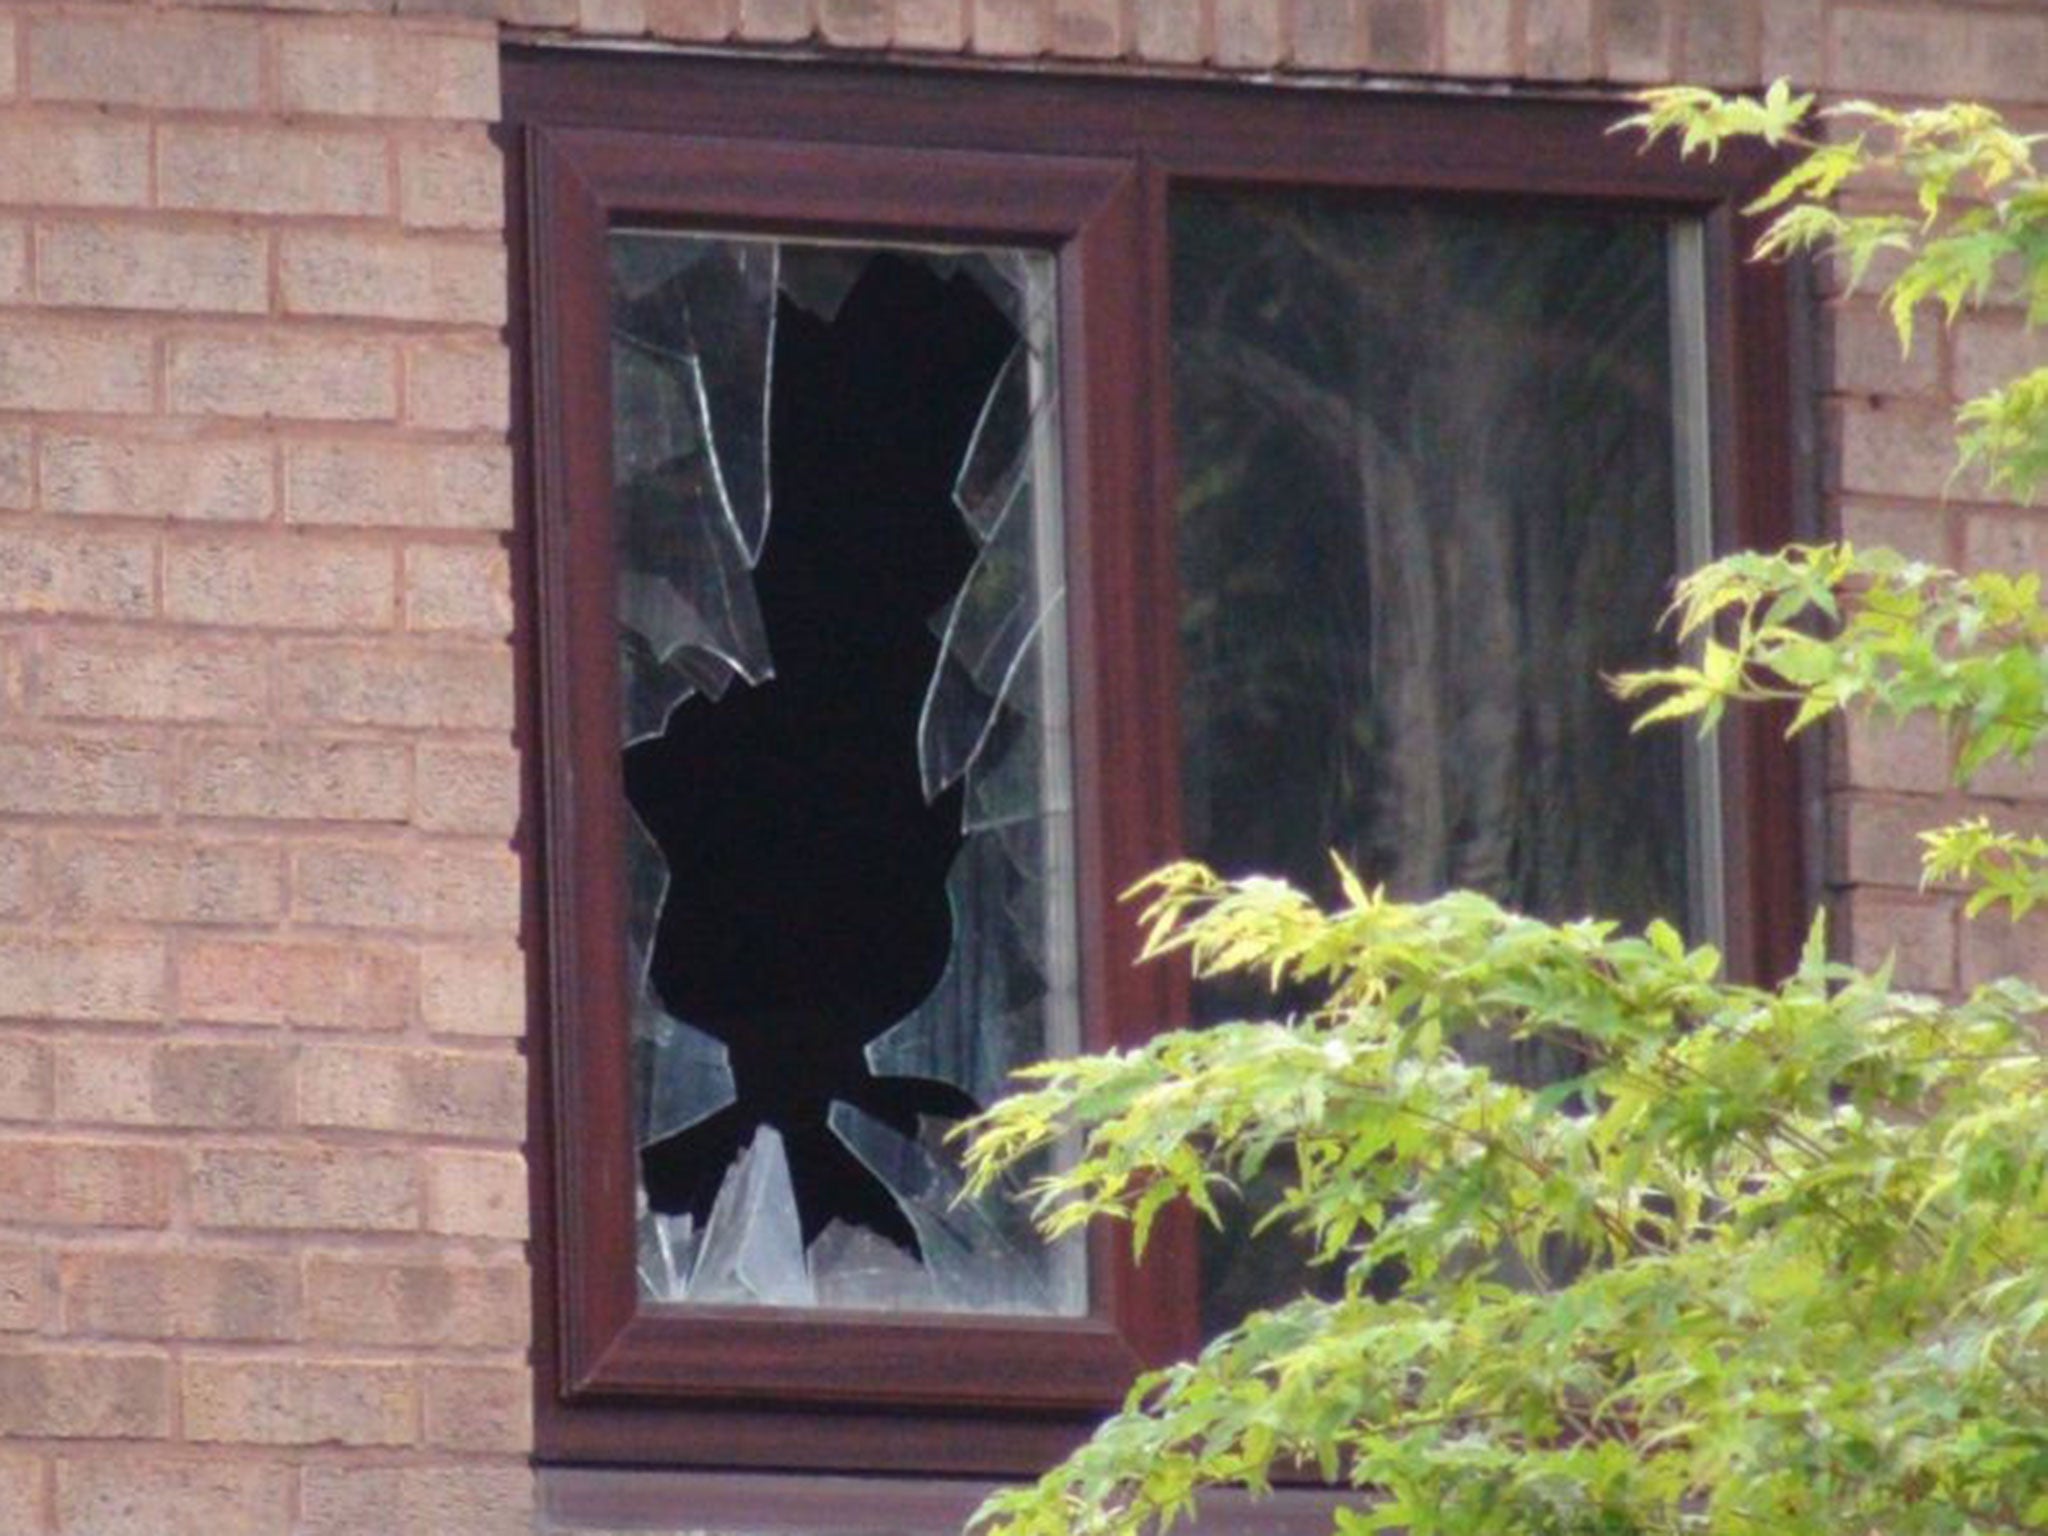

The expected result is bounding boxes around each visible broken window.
[609,233,1083,1314]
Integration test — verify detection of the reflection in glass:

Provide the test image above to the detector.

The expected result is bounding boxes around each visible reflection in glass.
[610,232,1081,1314]
[1170,192,1708,1331]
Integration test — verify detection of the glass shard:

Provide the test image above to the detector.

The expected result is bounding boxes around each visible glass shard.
[684,1127,817,1307]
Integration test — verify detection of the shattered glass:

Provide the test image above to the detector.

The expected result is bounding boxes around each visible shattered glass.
[612,232,1081,1314]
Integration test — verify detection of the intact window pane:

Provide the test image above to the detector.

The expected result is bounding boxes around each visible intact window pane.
[610,231,1083,1315]
[1169,192,1709,1330]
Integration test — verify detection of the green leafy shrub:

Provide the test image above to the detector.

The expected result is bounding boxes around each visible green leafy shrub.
[962,86,2048,1536]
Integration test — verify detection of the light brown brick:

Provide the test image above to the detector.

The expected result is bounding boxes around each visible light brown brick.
[1953,316,2039,405]
[424,1363,532,1453]
[0,735,162,819]
[819,0,890,46]
[299,1044,522,1138]
[0,17,14,101]
[278,27,498,120]
[1443,0,1513,74]
[1364,0,1430,70]
[0,1037,49,1121]
[293,842,520,933]
[1680,0,1753,85]
[0,321,153,413]
[1960,905,2048,990]
[1832,793,1996,890]
[398,131,504,231]
[415,741,517,834]
[61,1251,298,1342]
[420,943,523,1037]
[176,735,412,824]
[0,424,29,511]
[969,0,1041,55]
[1831,7,2047,105]
[1831,302,1939,399]
[307,1256,527,1347]
[286,441,511,529]
[191,1147,419,1232]
[0,1141,174,1227]
[1605,0,1672,82]
[894,0,965,50]
[55,1040,290,1131]
[54,1454,294,1536]
[1964,510,2048,585]
[300,1465,533,1536]
[404,339,510,432]
[280,640,513,730]
[0,119,149,207]
[425,1147,528,1238]
[37,222,268,316]
[37,635,267,725]
[0,218,27,304]
[0,834,31,920]
[0,1248,47,1332]
[648,0,736,38]
[1288,0,1360,68]
[580,0,652,33]
[1213,0,1281,67]
[184,1357,414,1448]
[405,542,510,634]
[0,529,154,620]
[28,12,262,111]
[159,125,391,219]
[167,534,395,631]
[738,0,814,41]
[1839,500,1950,567]
[48,835,281,926]
[169,335,397,423]
[1840,710,1953,796]
[179,936,414,1030]
[0,1349,171,1439]
[1526,0,1593,77]
[0,936,165,1024]
[1761,0,1821,83]
[1838,401,1969,502]
[279,231,505,325]
[43,431,273,523]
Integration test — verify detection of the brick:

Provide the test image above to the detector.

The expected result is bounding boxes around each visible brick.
[1831,302,1939,400]
[1679,0,1752,86]
[168,335,397,423]
[37,223,268,316]
[1832,793,1982,889]
[420,943,523,1037]
[307,1256,528,1347]
[48,836,281,926]
[167,534,395,631]
[180,936,414,1030]
[425,1147,528,1238]
[894,0,965,50]
[280,231,506,325]
[38,635,267,724]
[29,12,261,111]
[0,17,13,101]
[416,741,518,833]
[0,1248,47,1331]
[184,1358,414,1448]
[1759,0,1821,85]
[1953,315,2038,405]
[0,120,149,207]
[1839,501,1950,567]
[820,0,889,46]
[279,28,498,120]
[1289,0,1361,69]
[1965,744,2048,803]
[1213,0,1281,67]
[0,530,153,619]
[0,1141,174,1227]
[43,431,273,523]
[300,1466,533,1536]
[0,1036,49,1120]
[1960,903,2048,989]
[286,441,511,529]
[399,131,504,231]
[0,321,153,414]
[160,125,391,219]
[424,1363,532,1453]
[0,834,31,919]
[647,0,736,39]
[280,640,513,729]
[54,1455,294,1536]
[405,542,511,634]
[61,1251,298,1342]
[1605,0,1672,82]
[0,735,162,819]
[1964,511,2048,585]
[300,1044,522,1138]
[737,0,813,40]
[0,1349,171,1439]
[191,1147,419,1232]
[0,424,28,510]
[1525,0,1592,78]
[177,735,412,824]
[0,219,27,304]
[1364,0,1430,70]
[0,936,165,1024]
[56,1040,290,1131]
[1443,0,1513,74]
[405,339,510,432]
[1840,710,1953,796]
[293,842,520,933]
[1838,401,1968,502]
[579,0,651,34]
[1831,7,2048,105]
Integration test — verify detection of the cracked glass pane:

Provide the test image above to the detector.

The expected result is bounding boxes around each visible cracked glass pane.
[612,232,1079,1315]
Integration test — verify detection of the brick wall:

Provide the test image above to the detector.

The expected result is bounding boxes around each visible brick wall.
[0,2,2040,1534]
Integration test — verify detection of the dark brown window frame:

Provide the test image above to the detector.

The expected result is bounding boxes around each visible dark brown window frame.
[507,50,1807,1478]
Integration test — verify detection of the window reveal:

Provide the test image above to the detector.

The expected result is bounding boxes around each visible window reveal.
[609,233,1081,1313]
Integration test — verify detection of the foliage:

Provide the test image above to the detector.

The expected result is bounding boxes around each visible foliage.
[961,86,2048,1536]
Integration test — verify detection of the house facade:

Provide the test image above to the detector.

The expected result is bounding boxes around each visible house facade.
[0,0,2042,1532]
